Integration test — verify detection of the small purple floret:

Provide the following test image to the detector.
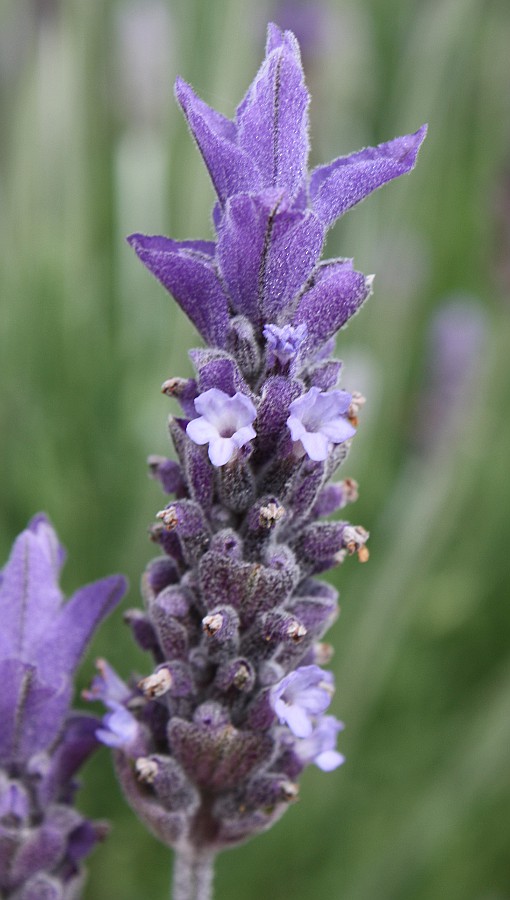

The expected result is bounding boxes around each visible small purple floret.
[263,323,307,367]
[83,658,131,708]
[186,388,257,466]
[287,386,355,461]
[295,715,345,771]
[269,665,335,737]
[96,703,141,751]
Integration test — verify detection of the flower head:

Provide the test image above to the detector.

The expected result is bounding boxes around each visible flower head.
[186,388,257,466]
[0,515,126,896]
[114,21,426,858]
[287,386,356,460]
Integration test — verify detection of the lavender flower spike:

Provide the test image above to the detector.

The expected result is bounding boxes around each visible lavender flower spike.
[0,515,126,899]
[108,22,425,900]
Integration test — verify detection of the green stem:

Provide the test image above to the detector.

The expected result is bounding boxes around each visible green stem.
[172,849,215,900]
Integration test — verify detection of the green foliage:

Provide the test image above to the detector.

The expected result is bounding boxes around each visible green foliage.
[1,0,509,897]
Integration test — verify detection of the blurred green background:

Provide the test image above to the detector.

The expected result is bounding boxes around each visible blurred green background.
[1,0,510,898]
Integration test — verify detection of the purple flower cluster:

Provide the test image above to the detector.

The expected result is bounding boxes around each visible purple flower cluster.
[93,25,425,857]
[0,515,126,899]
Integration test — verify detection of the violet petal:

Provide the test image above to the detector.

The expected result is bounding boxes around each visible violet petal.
[237,26,310,200]
[128,233,230,348]
[310,124,427,227]
[175,77,257,204]
[293,260,372,355]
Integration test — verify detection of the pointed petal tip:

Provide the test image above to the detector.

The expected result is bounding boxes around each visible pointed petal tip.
[266,22,301,59]
[126,232,143,251]
[127,232,161,261]
[400,122,428,166]
[266,22,284,53]
[27,511,51,531]
[84,573,128,615]
[369,122,427,169]
[127,233,187,258]
[174,75,192,106]
[26,512,67,571]
[127,232,172,256]
[107,572,129,601]
[310,123,428,228]
[82,572,129,615]
[106,572,129,593]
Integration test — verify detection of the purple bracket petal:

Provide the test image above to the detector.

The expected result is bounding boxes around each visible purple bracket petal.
[0,526,63,660]
[237,25,310,200]
[9,820,66,888]
[35,714,100,808]
[307,359,343,391]
[35,575,127,685]
[128,233,230,348]
[217,192,323,326]
[175,77,257,204]
[310,124,428,227]
[262,207,324,323]
[161,500,211,567]
[293,260,372,353]
[0,659,70,763]
[217,192,279,324]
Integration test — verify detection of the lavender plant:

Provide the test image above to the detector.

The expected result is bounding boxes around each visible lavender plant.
[89,24,426,900]
[0,515,126,899]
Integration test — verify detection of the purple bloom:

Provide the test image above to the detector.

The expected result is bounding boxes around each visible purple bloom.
[83,657,131,708]
[269,665,335,737]
[186,388,257,466]
[263,323,307,367]
[294,715,345,771]
[86,660,147,755]
[287,386,356,461]
[96,703,143,752]
[0,515,126,897]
